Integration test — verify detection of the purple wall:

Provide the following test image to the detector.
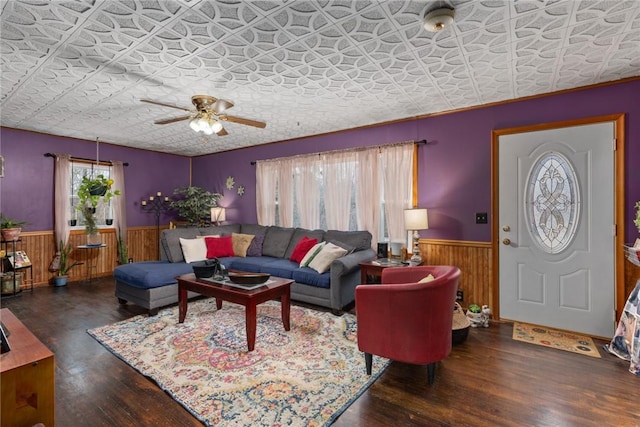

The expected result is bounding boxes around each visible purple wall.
[0,129,191,230]
[193,78,640,243]
[2,79,639,242]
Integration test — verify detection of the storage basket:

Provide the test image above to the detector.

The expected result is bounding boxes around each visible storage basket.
[452,302,471,345]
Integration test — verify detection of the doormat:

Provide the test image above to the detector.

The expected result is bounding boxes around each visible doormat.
[88,299,390,426]
[512,322,601,358]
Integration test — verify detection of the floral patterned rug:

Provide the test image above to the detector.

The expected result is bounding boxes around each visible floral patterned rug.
[88,298,389,426]
[512,322,601,358]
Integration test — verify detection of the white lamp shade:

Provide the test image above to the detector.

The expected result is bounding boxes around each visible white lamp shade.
[404,208,429,230]
[210,119,223,133]
[211,207,226,222]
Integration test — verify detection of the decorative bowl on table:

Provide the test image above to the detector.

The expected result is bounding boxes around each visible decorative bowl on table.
[227,272,270,285]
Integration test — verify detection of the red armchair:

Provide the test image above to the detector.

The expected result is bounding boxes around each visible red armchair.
[355,265,460,384]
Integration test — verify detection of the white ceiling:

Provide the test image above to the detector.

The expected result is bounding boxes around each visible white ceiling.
[2,0,639,157]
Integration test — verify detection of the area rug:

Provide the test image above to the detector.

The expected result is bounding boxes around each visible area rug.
[88,299,389,426]
[512,322,601,358]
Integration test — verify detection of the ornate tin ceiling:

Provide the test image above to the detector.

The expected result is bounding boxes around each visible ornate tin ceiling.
[2,0,639,156]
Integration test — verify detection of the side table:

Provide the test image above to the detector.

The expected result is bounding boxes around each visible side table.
[76,244,106,282]
[359,260,409,284]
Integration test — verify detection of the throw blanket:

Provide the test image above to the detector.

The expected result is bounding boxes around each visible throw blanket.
[605,279,640,375]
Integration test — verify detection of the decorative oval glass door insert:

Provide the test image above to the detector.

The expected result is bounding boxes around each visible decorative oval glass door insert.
[526,152,580,254]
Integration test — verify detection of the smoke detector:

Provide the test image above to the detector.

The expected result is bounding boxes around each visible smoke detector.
[423,7,455,32]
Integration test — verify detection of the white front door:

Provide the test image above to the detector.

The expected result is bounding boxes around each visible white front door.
[498,122,615,337]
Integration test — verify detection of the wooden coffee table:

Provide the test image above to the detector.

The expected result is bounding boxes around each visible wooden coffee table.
[177,273,293,351]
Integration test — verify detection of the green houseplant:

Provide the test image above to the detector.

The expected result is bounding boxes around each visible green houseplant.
[0,213,27,241]
[55,240,81,286]
[116,226,128,265]
[77,174,120,245]
[170,186,222,226]
[634,201,640,233]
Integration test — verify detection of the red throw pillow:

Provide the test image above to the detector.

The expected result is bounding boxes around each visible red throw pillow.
[205,236,234,258]
[290,236,319,264]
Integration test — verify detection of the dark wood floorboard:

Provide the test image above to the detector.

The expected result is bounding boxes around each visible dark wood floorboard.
[1,278,638,426]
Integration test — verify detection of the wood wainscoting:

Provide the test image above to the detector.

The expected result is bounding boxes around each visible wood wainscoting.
[12,226,165,288]
[420,238,639,316]
[419,239,492,308]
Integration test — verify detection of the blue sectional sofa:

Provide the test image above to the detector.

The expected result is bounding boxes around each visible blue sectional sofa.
[114,224,376,314]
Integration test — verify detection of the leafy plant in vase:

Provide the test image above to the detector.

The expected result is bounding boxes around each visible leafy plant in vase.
[77,174,120,246]
[170,185,222,227]
[0,214,27,241]
[55,240,81,286]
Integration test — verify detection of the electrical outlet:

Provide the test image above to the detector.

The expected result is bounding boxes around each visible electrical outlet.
[475,212,488,224]
[456,290,463,302]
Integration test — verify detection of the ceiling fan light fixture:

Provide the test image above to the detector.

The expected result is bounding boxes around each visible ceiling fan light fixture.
[210,119,223,133]
[423,7,455,32]
[189,117,200,132]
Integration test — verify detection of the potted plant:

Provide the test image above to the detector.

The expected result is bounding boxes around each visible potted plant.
[0,213,27,241]
[55,240,81,286]
[77,174,120,246]
[170,186,222,227]
[116,227,128,265]
[634,201,640,233]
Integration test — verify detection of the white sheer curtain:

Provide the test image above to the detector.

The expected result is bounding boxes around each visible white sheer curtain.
[256,160,278,225]
[277,157,295,227]
[112,161,127,244]
[355,148,381,246]
[54,154,71,250]
[323,151,355,230]
[294,156,321,229]
[381,144,414,243]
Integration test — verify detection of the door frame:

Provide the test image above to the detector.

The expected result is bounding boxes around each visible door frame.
[491,114,626,324]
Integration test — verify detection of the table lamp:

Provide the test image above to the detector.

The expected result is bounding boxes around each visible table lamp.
[404,208,429,266]
[211,207,226,226]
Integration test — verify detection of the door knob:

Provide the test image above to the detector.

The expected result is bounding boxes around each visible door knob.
[502,225,510,232]
[503,238,511,245]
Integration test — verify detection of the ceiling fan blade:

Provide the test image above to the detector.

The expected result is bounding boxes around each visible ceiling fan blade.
[154,115,192,125]
[211,99,234,114]
[216,127,228,136]
[141,99,192,112]
[220,114,266,128]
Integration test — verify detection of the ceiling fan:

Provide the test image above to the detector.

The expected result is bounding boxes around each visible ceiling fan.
[141,95,266,136]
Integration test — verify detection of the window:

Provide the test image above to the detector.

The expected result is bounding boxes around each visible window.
[526,152,580,254]
[70,162,114,228]
[258,143,415,245]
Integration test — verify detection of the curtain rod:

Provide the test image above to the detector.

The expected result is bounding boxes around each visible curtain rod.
[44,153,129,166]
[249,139,429,165]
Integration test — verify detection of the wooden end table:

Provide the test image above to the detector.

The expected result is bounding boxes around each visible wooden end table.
[359,260,409,284]
[177,273,293,351]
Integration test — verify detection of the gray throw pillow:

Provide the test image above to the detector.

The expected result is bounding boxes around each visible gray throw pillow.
[262,226,295,258]
[246,234,265,257]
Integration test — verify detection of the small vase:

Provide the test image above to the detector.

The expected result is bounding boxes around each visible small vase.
[86,231,102,247]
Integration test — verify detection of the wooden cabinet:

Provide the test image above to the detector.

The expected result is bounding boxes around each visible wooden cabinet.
[1,308,54,427]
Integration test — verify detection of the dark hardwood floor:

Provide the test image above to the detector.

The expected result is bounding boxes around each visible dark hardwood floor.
[2,278,638,426]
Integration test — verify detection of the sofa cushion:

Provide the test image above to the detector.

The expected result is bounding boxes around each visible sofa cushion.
[246,233,265,257]
[324,230,372,251]
[114,261,194,289]
[232,233,255,257]
[258,258,299,279]
[263,226,295,258]
[162,228,201,263]
[179,237,208,263]
[240,224,268,236]
[292,267,331,289]
[205,236,234,258]
[284,228,325,259]
[300,241,326,267]
[289,236,318,264]
[229,256,280,273]
[308,242,348,274]
[200,224,241,236]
